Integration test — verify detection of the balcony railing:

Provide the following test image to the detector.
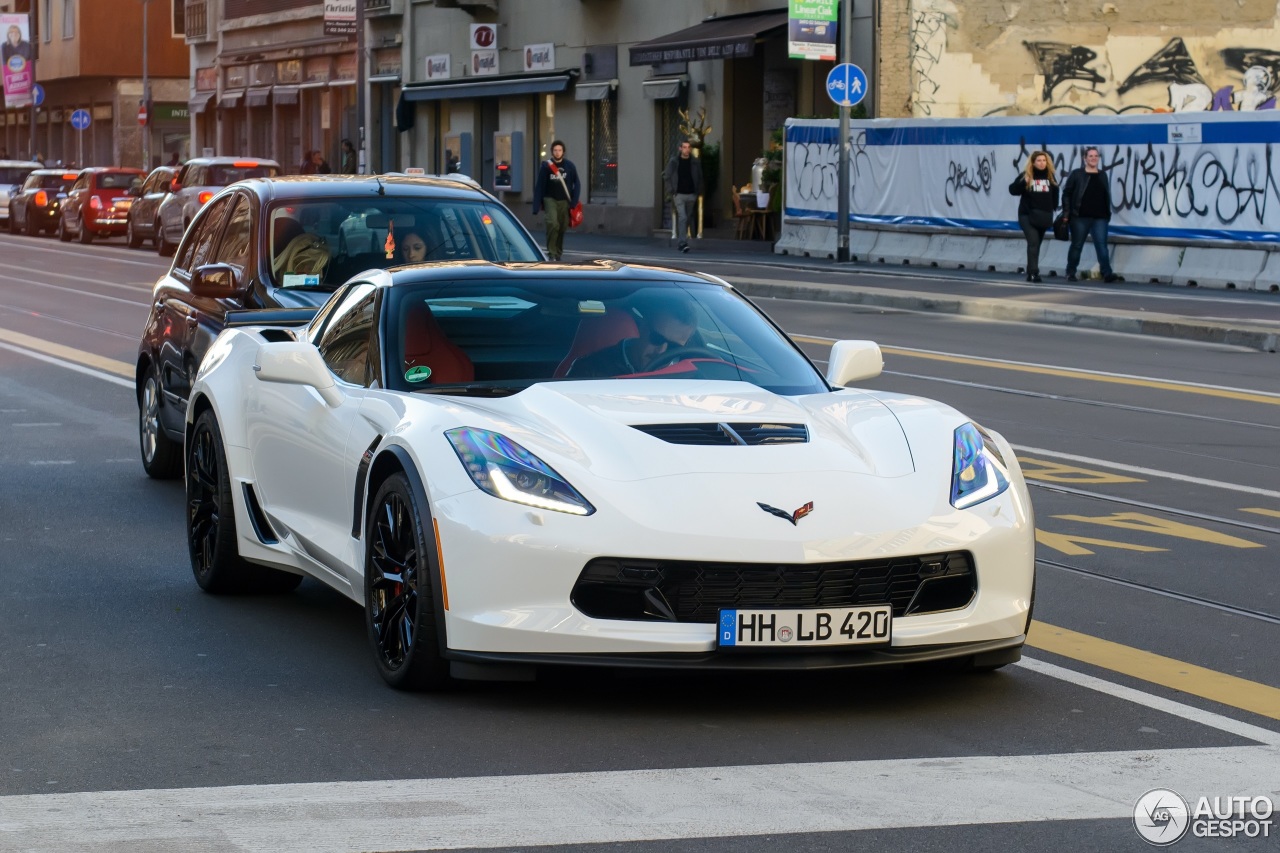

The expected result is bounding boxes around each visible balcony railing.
[185,1,211,42]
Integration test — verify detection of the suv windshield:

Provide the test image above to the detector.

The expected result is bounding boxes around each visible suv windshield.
[385,279,828,396]
[208,164,279,185]
[268,197,543,288]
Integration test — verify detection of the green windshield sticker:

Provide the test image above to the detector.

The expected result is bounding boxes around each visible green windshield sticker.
[405,365,433,383]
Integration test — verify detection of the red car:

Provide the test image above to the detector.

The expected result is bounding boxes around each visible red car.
[59,167,145,244]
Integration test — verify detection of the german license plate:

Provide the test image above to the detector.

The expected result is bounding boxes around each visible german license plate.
[718,605,892,648]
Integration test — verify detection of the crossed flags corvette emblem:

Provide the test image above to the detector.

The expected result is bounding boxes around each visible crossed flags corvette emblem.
[757,501,814,525]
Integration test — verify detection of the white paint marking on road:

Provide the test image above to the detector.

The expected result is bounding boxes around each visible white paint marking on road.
[0,236,170,269]
[28,460,75,466]
[0,262,156,292]
[2,659,1278,852]
[1012,444,1280,500]
[0,342,134,388]
[0,274,150,306]
[10,423,60,428]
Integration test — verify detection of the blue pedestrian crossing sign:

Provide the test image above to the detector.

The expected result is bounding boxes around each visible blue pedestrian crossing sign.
[826,62,868,108]
[70,109,91,131]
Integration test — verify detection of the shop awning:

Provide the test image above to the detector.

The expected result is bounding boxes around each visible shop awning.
[246,87,271,107]
[329,78,356,87]
[218,90,244,109]
[368,74,401,85]
[642,76,686,100]
[401,70,574,102]
[272,86,299,105]
[188,93,215,114]
[574,80,616,101]
[630,8,787,66]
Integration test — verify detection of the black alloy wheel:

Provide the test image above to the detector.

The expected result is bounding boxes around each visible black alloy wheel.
[365,473,449,690]
[186,409,301,594]
[139,366,182,479]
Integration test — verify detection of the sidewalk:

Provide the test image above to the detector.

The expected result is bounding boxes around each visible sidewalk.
[540,230,1280,354]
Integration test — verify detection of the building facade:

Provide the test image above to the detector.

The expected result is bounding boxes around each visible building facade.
[1,0,189,168]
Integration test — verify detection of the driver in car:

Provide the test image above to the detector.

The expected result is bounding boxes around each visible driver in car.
[567,300,697,378]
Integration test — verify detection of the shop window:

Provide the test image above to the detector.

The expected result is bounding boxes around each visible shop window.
[588,97,617,202]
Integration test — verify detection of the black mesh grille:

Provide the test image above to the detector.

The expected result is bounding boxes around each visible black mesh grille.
[572,552,975,622]
[633,422,809,446]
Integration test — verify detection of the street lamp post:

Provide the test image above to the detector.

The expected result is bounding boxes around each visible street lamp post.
[141,0,151,170]
[355,0,366,173]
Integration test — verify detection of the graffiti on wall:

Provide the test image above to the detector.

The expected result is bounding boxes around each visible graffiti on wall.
[909,9,952,116]
[1024,42,1107,103]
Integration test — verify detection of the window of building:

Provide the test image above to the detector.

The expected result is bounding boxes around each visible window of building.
[171,0,185,37]
[41,0,51,42]
[61,0,74,39]
[588,97,618,202]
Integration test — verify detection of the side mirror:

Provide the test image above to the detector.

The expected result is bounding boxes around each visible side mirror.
[825,340,883,386]
[128,185,142,197]
[190,263,245,299]
[253,342,343,407]
[169,178,181,194]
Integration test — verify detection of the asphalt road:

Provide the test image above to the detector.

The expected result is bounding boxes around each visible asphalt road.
[1,231,1278,852]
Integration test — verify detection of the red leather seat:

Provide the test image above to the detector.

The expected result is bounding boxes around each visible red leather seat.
[553,308,639,378]
[403,303,474,384]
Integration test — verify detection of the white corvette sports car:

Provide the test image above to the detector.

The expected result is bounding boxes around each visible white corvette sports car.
[185,260,1035,689]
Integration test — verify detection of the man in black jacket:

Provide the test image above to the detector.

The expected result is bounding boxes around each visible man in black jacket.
[531,140,580,261]
[663,140,703,252]
[1061,146,1119,283]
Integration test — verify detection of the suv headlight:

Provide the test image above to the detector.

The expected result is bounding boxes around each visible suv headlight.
[446,427,595,516]
[950,422,1009,509]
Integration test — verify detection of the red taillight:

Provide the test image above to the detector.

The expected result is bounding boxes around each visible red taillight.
[198,191,214,205]
[232,161,259,168]
[34,190,48,206]
[62,173,78,181]
[89,196,103,210]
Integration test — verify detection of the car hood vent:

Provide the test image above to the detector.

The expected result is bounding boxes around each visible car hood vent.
[633,422,809,446]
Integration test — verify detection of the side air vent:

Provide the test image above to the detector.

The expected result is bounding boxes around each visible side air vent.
[241,483,279,545]
[633,423,809,446]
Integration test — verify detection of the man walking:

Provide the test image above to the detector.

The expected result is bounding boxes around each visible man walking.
[663,139,702,253]
[1062,146,1119,283]
[532,140,580,262]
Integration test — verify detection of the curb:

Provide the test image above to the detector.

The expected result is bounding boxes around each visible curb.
[729,278,1280,354]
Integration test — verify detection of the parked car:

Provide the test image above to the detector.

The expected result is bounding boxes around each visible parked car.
[125,166,175,249]
[0,159,44,226]
[6,169,79,236]
[181,261,1035,689]
[155,156,280,256]
[136,174,545,478]
[58,167,145,243]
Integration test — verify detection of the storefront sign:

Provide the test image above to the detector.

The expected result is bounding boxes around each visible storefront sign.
[1,13,34,109]
[472,49,498,77]
[323,0,357,37]
[425,53,450,80]
[788,0,838,61]
[277,60,302,85]
[335,52,358,81]
[153,104,190,122]
[305,56,332,83]
[523,43,554,73]
[196,67,218,91]
[469,24,497,50]
[225,65,248,89]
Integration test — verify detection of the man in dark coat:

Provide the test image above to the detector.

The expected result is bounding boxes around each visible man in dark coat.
[1061,146,1119,283]
[663,140,703,252]
[531,140,580,261]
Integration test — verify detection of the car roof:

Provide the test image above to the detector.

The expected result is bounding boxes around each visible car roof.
[180,156,281,167]
[231,174,504,204]
[29,168,81,176]
[0,160,43,168]
[80,166,145,173]
[376,259,728,290]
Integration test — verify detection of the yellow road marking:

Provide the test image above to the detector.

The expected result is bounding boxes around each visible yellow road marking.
[0,328,133,378]
[1018,456,1143,485]
[1035,529,1166,556]
[1052,511,1264,549]
[791,335,1280,406]
[1029,620,1280,721]
[1242,507,1280,519]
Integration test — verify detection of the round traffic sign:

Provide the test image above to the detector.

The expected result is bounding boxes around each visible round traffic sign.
[70,108,91,131]
[32,83,44,107]
[138,103,148,126]
[826,62,868,108]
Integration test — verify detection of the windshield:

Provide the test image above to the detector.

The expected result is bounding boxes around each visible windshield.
[35,174,73,191]
[386,279,828,396]
[267,197,543,289]
[98,172,141,190]
[208,164,279,185]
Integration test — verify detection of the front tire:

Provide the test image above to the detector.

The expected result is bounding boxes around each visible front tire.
[365,473,450,691]
[78,220,93,244]
[57,217,70,242]
[139,366,182,479]
[186,409,302,594]
[157,219,174,256]
[127,217,142,249]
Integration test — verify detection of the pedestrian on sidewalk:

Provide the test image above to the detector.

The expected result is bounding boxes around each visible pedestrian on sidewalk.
[1008,150,1059,283]
[340,139,357,174]
[532,140,580,261]
[1062,146,1119,283]
[664,139,702,253]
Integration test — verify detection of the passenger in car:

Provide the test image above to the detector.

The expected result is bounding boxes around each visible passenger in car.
[566,300,697,378]
[397,231,428,264]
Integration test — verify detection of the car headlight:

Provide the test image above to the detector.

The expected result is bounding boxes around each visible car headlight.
[446,427,595,516]
[950,422,1009,509]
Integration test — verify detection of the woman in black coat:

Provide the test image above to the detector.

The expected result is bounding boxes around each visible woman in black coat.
[1008,150,1059,283]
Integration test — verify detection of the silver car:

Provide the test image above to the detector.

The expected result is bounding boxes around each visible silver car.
[154,156,280,256]
[0,159,44,224]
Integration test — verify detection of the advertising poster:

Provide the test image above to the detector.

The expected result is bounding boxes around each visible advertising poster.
[323,0,357,38]
[788,0,837,61]
[1,14,33,109]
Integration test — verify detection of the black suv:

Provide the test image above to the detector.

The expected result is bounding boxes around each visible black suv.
[136,174,546,478]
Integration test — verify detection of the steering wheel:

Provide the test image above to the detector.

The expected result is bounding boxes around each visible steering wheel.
[644,345,726,372]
